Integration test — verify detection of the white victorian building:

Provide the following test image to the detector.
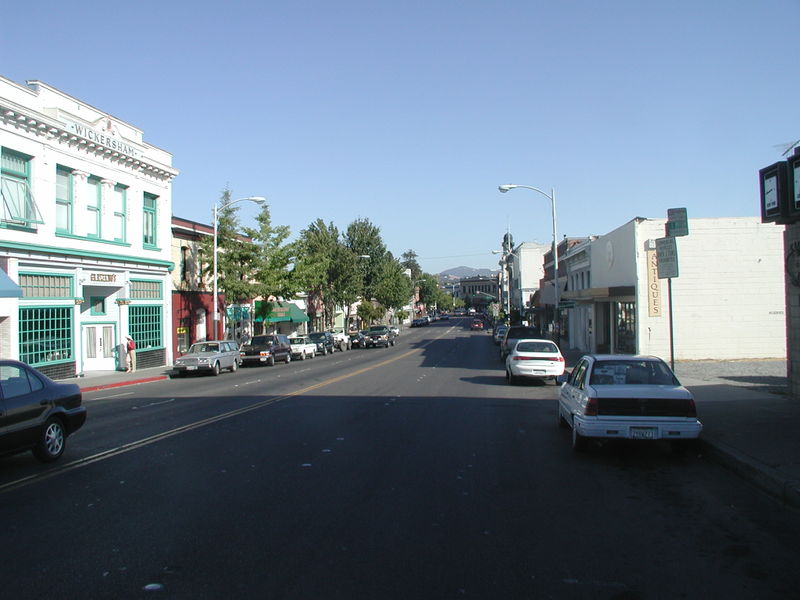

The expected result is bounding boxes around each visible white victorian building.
[0,78,177,378]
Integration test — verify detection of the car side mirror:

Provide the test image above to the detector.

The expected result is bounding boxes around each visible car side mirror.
[556,374,569,385]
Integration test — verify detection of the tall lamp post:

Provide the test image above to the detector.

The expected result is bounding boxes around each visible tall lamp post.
[498,184,559,341]
[212,196,266,339]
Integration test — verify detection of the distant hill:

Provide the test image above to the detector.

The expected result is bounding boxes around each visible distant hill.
[439,266,497,279]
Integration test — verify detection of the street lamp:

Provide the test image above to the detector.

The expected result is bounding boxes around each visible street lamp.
[212,195,266,339]
[498,184,559,341]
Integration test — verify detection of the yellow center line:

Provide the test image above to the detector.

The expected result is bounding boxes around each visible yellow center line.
[0,327,457,494]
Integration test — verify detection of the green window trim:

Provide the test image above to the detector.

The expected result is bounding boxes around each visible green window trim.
[130,279,163,300]
[1,148,43,226]
[113,184,127,243]
[19,305,74,366]
[143,192,158,248]
[89,296,107,315]
[19,272,74,299]
[55,231,132,247]
[56,165,74,234]
[87,176,102,239]
[129,304,163,350]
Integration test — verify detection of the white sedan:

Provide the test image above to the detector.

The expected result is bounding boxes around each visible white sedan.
[288,336,317,360]
[557,354,703,451]
[505,339,565,384]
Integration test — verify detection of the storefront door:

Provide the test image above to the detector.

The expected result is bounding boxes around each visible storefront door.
[82,324,117,371]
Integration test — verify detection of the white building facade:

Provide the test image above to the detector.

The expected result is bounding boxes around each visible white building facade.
[508,241,548,315]
[0,78,177,378]
[560,217,785,360]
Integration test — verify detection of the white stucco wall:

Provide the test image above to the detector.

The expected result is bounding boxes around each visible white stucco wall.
[635,217,786,360]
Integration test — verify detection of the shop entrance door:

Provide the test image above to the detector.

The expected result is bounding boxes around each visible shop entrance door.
[83,324,117,371]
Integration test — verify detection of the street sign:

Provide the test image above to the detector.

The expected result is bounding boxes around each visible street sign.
[656,236,679,278]
[558,300,575,309]
[666,207,688,237]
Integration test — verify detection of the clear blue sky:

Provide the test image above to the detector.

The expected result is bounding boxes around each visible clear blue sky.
[4,1,798,273]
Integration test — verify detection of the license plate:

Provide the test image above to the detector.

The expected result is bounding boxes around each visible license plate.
[630,427,657,440]
[186,366,197,371]
[533,370,545,374]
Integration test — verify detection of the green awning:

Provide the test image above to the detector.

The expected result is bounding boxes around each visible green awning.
[254,301,309,323]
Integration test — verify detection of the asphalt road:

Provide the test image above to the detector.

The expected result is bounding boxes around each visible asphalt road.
[2,320,799,599]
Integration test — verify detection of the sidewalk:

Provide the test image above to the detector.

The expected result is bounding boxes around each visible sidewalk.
[70,357,800,508]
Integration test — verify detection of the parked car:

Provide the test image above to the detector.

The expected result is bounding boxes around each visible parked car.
[288,336,317,360]
[493,325,509,345]
[471,319,484,330]
[330,329,351,351]
[0,359,87,462]
[349,331,368,348]
[174,340,242,375]
[366,325,397,348]
[557,354,703,451]
[308,331,335,355]
[505,339,565,384]
[239,334,292,367]
[389,325,400,336]
[500,325,542,360]
[410,318,428,327]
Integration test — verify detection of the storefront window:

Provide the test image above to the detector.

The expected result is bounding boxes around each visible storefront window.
[615,301,636,354]
[19,307,73,365]
[129,305,162,349]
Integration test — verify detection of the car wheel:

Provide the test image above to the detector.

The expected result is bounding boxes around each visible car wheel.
[33,417,66,462]
[299,351,306,361]
[506,370,517,385]
[212,361,221,376]
[268,355,275,366]
[285,353,291,364]
[571,422,588,451]
[230,360,238,373]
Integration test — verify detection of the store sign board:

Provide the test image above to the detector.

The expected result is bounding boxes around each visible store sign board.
[646,249,661,316]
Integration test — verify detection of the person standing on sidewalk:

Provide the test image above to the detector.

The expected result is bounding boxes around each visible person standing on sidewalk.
[125,335,137,373]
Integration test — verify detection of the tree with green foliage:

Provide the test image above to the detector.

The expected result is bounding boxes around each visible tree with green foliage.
[292,219,340,328]
[345,218,389,301]
[401,249,422,280]
[373,256,413,312]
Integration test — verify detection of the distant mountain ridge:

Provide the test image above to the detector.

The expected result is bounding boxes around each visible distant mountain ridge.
[439,266,497,279]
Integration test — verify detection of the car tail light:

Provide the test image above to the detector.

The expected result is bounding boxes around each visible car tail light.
[556,356,565,362]
[513,356,534,361]
[687,399,697,418]
[584,397,598,416]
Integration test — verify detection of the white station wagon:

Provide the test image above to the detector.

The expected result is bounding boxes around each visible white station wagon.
[557,354,702,451]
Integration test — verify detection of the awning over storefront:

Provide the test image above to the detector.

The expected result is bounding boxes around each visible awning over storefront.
[254,301,310,323]
[0,270,22,298]
[560,286,635,302]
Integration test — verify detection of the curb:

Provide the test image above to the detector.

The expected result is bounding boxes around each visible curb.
[700,438,800,509]
[81,375,169,393]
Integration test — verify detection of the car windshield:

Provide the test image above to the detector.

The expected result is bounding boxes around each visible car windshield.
[249,336,273,345]
[308,333,325,340]
[506,327,540,339]
[289,338,304,345]
[589,359,679,386]
[188,343,219,354]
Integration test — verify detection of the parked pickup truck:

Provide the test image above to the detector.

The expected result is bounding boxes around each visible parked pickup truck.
[288,336,317,360]
[366,325,397,348]
[330,329,351,351]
